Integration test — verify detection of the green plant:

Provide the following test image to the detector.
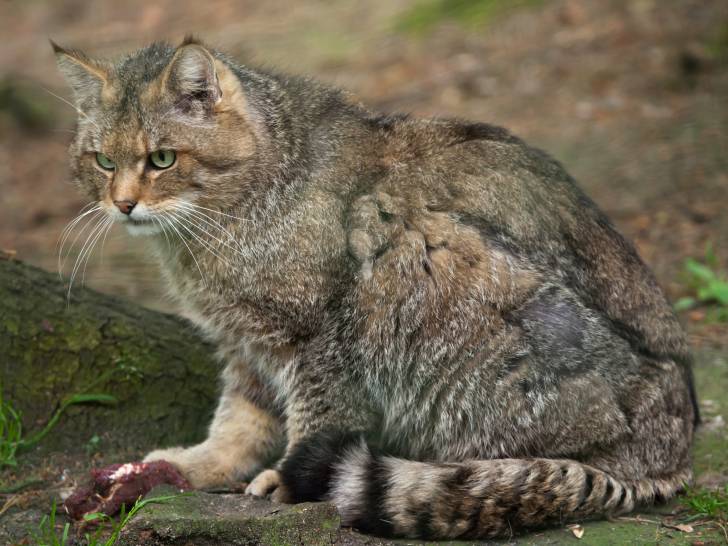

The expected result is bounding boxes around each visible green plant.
[683,485,728,522]
[30,494,183,546]
[396,0,543,35]
[85,434,102,455]
[0,389,116,468]
[675,243,728,322]
[0,388,23,467]
[29,502,71,546]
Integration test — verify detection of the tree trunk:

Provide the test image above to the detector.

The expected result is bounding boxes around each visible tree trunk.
[0,255,218,457]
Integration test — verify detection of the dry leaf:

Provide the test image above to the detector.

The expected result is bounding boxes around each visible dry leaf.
[568,524,585,538]
[664,522,694,533]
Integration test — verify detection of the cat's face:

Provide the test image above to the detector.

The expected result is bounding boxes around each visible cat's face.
[54,40,256,236]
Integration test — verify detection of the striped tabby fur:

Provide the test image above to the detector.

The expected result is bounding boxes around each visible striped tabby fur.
[55,37,697,540]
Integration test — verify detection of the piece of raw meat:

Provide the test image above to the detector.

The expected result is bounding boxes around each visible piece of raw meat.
[63,461,191,520]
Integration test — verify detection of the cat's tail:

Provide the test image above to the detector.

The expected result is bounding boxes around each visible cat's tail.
[325,443,690,539]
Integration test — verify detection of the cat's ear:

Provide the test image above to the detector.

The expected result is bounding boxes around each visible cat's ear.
[51,40,110,105]
[161,38,222,112]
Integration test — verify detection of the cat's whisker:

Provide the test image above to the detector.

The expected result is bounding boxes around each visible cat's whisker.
[70,215,108,286]
[57,202,100,251]
[98,216,115,265]
[161,214,208,287]
[58,208,103,277]
[169,212,236,267]
[173,199,253,223]
[172,204,245,254]
[61,209,103,273]
[175,213,228,253]
[57,202,100,248]
[173,201,232,231]
[172,204,251,259]
[152,216,173,251]
[66,214,110,303]
[41,86,101,132]
[90,217,115,276]
[81,217,114,286]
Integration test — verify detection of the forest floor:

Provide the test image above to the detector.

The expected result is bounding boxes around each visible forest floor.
[1,0,727,544]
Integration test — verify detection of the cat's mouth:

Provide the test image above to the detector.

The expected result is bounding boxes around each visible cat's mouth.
[127,217,152,226]
[120,213,163,236]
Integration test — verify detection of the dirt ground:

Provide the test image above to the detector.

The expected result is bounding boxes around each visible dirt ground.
[1,0,727,544]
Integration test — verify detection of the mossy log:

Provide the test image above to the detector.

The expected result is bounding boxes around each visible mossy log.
[0,256,218,456]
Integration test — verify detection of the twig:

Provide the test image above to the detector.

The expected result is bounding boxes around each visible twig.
[715,520,728,545]
[0,493,22,516]
[0,477,44,494]
[616,516,661,525]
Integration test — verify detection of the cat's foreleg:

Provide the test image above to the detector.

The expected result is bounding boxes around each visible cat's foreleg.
[144,360,282,489]
[246,364,371,502]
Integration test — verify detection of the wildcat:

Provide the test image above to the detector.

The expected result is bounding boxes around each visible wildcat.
[54,37,698,539]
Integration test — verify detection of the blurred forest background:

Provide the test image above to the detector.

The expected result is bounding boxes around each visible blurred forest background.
[0,0,727,344]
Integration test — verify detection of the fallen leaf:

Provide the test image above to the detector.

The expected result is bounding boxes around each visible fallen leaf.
[664,522,694,533]
[567,524,585,538]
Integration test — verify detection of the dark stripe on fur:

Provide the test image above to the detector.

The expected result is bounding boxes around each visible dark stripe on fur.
[279,429,361,502]
[604,475,614,504]
[415,507,433,538]
[349,455,394,537]
[616,483,628,509]
[577,470,595,510]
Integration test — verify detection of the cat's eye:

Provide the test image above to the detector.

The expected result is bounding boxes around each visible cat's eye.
[149,150,176,169]
[96,153,116,170]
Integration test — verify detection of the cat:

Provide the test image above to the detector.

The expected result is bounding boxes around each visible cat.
[54,36,698,539]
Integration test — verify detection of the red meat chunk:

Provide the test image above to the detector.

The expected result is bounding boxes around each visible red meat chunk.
[63,461,191,520]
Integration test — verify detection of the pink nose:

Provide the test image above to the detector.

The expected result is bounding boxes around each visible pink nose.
[113,200,137,215]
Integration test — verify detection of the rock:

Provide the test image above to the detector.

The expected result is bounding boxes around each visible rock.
[118,486,387,546]
[0,258,219,458]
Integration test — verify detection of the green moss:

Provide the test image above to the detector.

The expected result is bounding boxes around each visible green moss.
[706,23,728,62]
[2,316,19,336]
[118,489,343,545]
[396,0,544,35]
[0,259,217,457]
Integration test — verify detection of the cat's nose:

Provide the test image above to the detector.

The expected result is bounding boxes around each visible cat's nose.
[113,200,137,215]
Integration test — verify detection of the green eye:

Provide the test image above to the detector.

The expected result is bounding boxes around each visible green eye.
[149,150,176,169]
[96,153,115,170]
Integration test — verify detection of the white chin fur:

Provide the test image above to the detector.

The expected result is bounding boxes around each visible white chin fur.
[125,222,162,236]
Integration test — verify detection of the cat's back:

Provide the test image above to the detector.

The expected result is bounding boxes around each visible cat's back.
[346,114,690,369]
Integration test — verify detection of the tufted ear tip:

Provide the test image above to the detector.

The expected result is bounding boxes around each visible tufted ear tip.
[49,38,65,55]
[180,33,203,47]
[51,42,110,105]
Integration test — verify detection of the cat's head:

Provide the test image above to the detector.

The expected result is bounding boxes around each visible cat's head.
[53,37,258,236]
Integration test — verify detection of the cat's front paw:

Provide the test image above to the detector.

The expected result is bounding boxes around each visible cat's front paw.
[245,469,291,503]
[144,447,186,464]
[143,443,244,489]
